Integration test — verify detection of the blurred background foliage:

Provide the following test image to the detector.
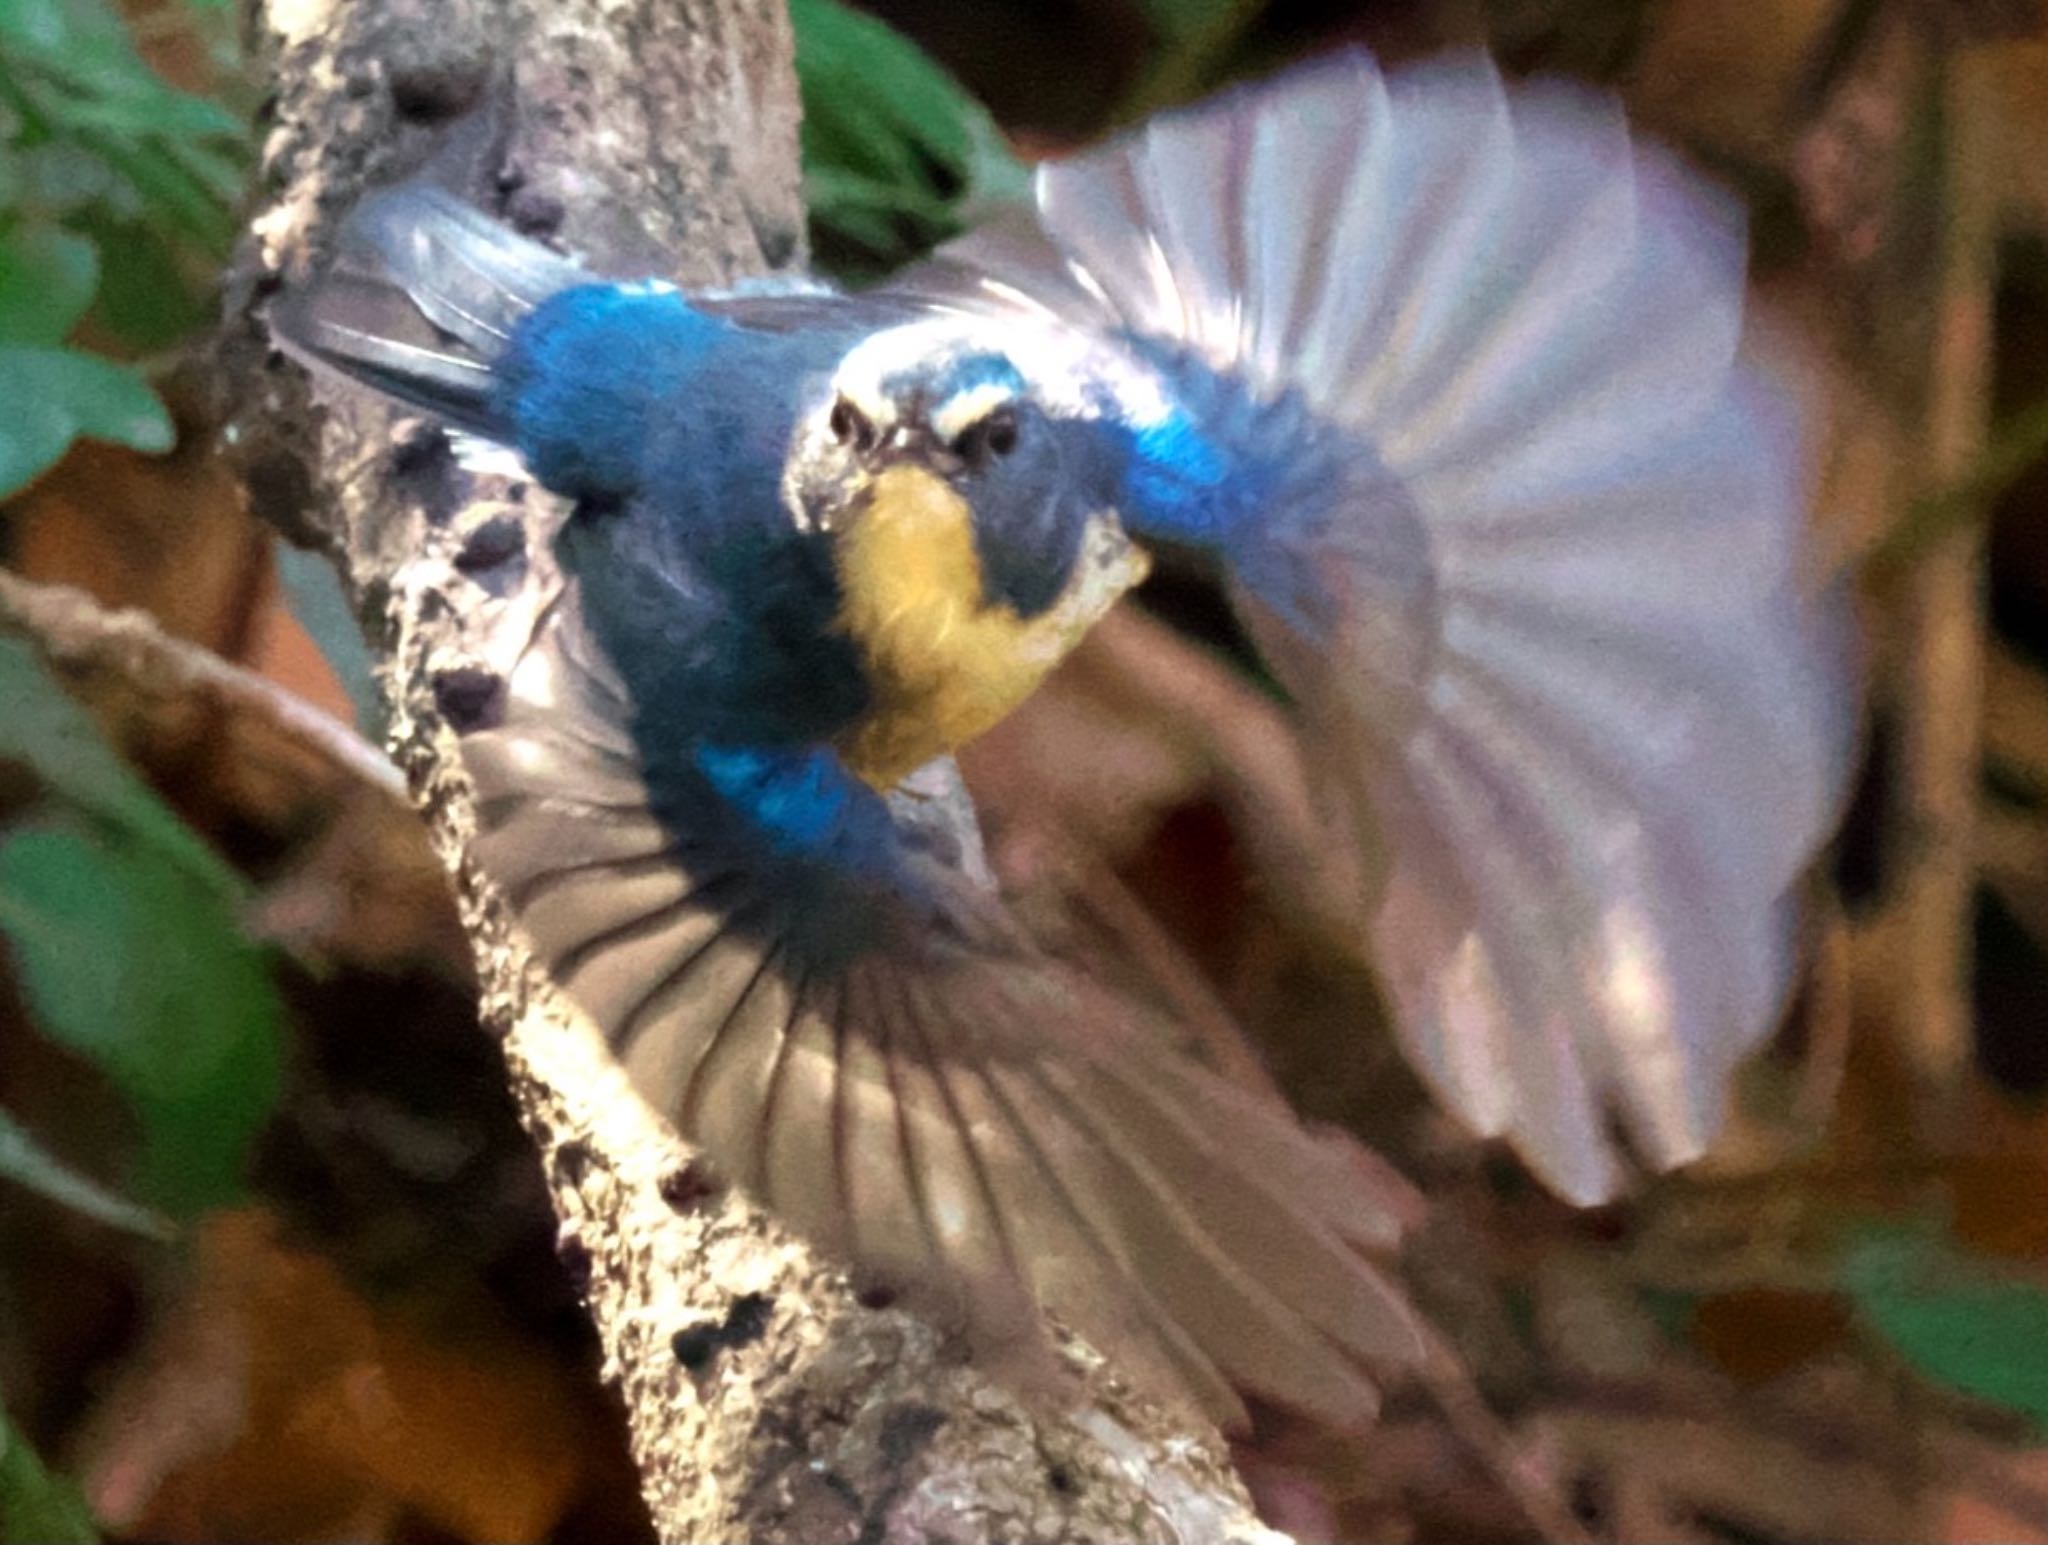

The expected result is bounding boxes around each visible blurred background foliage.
[0,0,245,500]
[4,0,2048,1541]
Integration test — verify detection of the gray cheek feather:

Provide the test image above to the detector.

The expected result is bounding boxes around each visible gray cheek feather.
[969,417,1119,618]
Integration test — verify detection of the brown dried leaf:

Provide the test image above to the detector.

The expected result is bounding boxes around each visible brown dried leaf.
[76,1210,592,1545]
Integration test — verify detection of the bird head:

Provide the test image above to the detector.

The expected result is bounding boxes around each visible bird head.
[785,320,1153,787]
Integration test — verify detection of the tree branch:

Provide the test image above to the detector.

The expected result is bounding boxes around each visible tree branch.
[215,0,1289,1539]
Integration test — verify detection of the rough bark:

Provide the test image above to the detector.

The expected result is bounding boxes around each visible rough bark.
[215,0,1288,1539]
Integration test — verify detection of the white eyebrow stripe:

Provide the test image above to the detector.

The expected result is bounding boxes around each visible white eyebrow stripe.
[931,382,1015,445]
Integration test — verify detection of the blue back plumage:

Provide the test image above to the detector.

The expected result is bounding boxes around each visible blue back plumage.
[494,284,732,502]
[496,284,880,753]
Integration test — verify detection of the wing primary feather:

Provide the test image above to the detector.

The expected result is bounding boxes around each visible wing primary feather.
[948,1016,1145,1282]
[546,870,746,989]
[1050,1048,1413,1367]
[926,986,1244,1421]
[1008,1045,1385,1421]
[894,968,1031,1286]
[475,791,658,826]
[746,952,813,1200]
[827,971,864,1270]
[914,45,1850,1202]
[1101,1067,1418,1351]
[506,846,687,909]
[970,1050,1253,1425]
[608,892,772,1062]
[835,963,939,1297]
[872,967,972,1313]
[1404,726,1618,1201]
[749,970,862,1263]
[1412,651,1747,1159]
[663,937,806,1193]
[672,930,787,1137]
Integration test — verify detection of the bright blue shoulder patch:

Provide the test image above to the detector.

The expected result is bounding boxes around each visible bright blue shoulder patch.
[495,284,735,502]
[692,743,899,877]
[1110,345,1407,639]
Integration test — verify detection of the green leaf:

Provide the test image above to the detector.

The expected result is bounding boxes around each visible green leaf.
[37,87,237,144]
[1842,1223,2048,1427]
[74,212,204,349]
[803,160,952,249]
[0,820,282,1217]
[0,1104,171,1239]
[83,134,235,250]
[0,0,247,266]
[1119,0,1267,118]
[789,0,1026,277]
[2,0,186,97]
[0,0,72,54]
[1135,0,1251,44]
[0,639,281,1217]
[9,144,128,222]
[793,0,970,171]
[0,1399,97,1545]
[0,636,238,887]
[0,222,96,343]
[0,344,170,497]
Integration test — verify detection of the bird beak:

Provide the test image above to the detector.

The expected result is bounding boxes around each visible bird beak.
[821,432,952,534]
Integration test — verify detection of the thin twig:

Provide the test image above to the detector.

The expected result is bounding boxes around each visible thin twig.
[1864,396,2048,580]
[0,568,406,802]
[1416,1321,1599,1545]
[1885,36,1999,1126]
[1553,1374,2048,1540]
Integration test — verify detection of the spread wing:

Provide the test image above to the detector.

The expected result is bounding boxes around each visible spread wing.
[897,49,1859,1203]
[463,589,1419,1430]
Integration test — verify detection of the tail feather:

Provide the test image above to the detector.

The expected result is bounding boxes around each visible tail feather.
[268,185,588,438]
[348,186,587,353]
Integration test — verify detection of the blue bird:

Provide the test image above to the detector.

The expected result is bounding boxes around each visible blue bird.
[275,49,1856,1431]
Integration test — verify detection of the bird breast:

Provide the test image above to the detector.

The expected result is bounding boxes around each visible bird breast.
[831,463,1149,787]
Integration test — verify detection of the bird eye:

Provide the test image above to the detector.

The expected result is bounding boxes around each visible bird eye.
[829,396,875,453]
[953,407,1019,469]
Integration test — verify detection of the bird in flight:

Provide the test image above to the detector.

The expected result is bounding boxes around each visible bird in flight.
[276,47,1856,1432]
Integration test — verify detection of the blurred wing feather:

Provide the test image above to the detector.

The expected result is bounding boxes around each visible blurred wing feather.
[462,589,1420,1430]
[915,48,1856,1201]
